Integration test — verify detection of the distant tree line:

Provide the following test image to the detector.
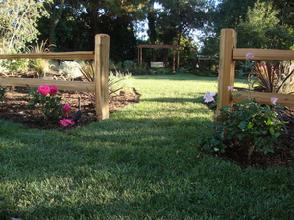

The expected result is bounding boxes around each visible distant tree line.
[0,0,293,63]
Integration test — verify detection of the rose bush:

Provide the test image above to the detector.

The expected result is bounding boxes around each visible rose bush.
[29,84,63,121]
[29,84,78,127]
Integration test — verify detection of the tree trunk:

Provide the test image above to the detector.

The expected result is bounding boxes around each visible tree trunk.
[48,0,65,46]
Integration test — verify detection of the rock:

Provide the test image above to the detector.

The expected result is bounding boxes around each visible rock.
[59,61,83,79]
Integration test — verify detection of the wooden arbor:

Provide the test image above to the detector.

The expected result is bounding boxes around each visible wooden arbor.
[137,44,180,72]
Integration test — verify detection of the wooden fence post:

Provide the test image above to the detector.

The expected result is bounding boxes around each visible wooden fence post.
[94,34,110,120]
[216,29,237,115]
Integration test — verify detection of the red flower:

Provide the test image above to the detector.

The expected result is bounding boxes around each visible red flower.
[49,85,58,95]
[37,85,51,96]
[59,118,75,127]
[62,103,71,113]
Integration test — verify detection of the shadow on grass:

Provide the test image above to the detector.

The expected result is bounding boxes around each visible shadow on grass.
[0,116,293,219]
[134,74,217,82]
[0,115,214,218]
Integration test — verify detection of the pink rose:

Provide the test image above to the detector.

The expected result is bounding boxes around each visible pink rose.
[59,118,75,127]
[49,85,58,95]
[62,103,71,113]
[37,84,51,96]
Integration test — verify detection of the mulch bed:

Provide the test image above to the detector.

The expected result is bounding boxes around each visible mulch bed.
[222,108,294,167]
[0,87,140,129]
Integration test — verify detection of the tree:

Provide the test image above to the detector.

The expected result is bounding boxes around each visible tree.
[156,0,209,45]
[237,0,293,49]
[213,0,256,32]
[0,0,52,52]
[201,0,294,56]
[38,0,148,60]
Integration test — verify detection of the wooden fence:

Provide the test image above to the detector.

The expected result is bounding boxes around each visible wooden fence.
[0,34,110,120]
[217,29,294,113]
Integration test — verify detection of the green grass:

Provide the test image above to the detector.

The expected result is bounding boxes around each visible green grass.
[0,74,293,220]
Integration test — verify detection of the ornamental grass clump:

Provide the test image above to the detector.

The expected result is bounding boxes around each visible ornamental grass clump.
[202,100,286,161]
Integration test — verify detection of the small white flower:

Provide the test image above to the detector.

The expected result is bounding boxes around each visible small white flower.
[271,97,278,105]
[227,86,234,91]
[203,92,216,103]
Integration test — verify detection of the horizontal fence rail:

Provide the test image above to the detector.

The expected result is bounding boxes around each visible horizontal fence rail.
[233,48,294,61]
[0,35,110,120]
[232,91,294,109]
[217,28,294,115]
[0,51,95,60]
[0,78,95,92]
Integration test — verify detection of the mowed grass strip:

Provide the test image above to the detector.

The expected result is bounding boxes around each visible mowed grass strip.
[0,74,293,220]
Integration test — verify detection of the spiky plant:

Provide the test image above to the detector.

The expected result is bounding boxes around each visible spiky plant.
[80,63,130,96]
[249,61,294,94]
[28,40,55,77]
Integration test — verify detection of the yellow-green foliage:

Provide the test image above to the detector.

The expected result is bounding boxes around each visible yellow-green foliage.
[29,40,53,76]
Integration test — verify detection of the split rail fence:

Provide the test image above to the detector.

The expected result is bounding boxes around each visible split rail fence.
[217,28,294,113]
[0,34,110,120]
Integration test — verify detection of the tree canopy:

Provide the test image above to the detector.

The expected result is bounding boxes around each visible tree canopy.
[0,0,292,61]
[0,0,52,52]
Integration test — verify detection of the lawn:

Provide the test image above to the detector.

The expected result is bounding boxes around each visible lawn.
[0,74,293,220]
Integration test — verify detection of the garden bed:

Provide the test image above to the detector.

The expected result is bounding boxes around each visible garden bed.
[0,87,140,129]
[222,108,294,167]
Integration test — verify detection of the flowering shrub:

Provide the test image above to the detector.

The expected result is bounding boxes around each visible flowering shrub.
[29,84,62,121]
[202,100,285,160]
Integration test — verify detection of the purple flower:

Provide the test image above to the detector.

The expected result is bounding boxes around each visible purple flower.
[227,86,234,91]
[246,52,254,60]
[271,97,278,105]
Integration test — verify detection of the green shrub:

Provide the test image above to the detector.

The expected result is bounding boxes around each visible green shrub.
[0,87,5,101]
[202,100,285,160]
[123,60,136,71]
[0,59,29,73]
[150,68,172,75]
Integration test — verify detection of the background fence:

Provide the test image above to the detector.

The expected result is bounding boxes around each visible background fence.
[217,28,294,113]
[0,34,110,120]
